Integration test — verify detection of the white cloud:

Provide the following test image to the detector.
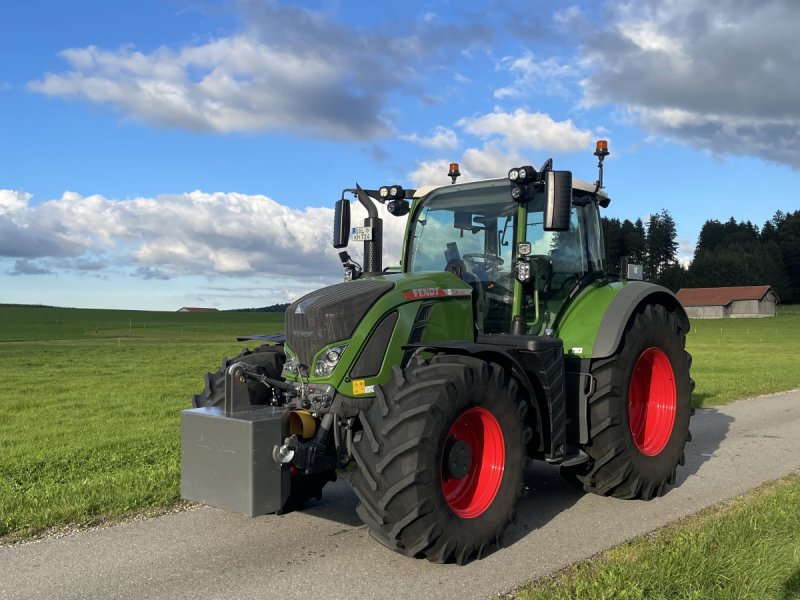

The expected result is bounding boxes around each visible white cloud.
[0,190,323,277]
[553,5,585,28]
[459,108,593,153]
[408,144,524,186]
[461,142,526,181]
[408,107,595,185]
[621,22,686,58]
[28,3,493,141]
[0,187,410,290]
[494,52,579,99]
[402,126,459,150]
[676,237,695,267]
[0,189,31,214]
[30,37,390,139]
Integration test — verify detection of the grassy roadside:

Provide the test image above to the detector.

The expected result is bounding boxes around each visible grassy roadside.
[512,472,800,600]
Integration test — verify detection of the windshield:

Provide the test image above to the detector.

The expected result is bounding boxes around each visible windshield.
[406,184,516,333]
[407,184,517,273]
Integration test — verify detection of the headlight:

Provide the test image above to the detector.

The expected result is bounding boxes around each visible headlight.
[314,345,346,377]
[516,261,531,282]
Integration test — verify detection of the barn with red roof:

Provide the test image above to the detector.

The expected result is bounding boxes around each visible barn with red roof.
[676,285,779,319]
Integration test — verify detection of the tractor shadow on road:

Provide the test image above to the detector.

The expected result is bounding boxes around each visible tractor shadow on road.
[293,477,364,528]
[674,405,733,488]
[504,406,734,547]
[503,462,584,547]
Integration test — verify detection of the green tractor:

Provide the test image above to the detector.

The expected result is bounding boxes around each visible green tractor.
[181,141,693,564]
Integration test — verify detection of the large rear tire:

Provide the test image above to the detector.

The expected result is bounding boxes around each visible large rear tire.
[351,355,530,564]
[562,304,693,499]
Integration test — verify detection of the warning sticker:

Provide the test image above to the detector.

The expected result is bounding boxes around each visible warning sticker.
[352,380,375,395]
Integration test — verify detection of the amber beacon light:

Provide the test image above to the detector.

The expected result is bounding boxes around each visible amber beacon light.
[448,162,461,184]
[594,139,609,158]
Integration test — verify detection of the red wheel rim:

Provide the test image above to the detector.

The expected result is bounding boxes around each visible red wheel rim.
[440,407,505,519]
[628,347,677,456]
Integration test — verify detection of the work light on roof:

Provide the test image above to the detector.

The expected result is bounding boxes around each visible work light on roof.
[379,185,404,200]
[508,165,537,184]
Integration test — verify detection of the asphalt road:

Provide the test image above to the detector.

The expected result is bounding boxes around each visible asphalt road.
[2,390,799,600]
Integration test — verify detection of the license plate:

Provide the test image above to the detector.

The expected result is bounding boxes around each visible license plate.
[352,227,372,241]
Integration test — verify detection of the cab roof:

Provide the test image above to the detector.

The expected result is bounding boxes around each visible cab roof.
[413,176,610,203]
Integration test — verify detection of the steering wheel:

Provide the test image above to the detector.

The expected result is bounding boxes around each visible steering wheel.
[463,253,504,268]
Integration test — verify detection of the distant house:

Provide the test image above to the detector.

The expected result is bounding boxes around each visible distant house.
[676,286,779,319]
[177,307,220,313]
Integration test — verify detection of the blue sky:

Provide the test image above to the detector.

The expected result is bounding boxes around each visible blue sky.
[2,0,798,310]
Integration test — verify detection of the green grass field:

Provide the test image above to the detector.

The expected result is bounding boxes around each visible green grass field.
[1,305,799,543]
[0,305,281,540]
[687,306,800,406]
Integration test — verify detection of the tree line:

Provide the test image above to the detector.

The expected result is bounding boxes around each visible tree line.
[602,209,800,303]
[229,302,290,312]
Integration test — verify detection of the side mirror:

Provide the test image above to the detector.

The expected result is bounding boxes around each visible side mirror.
[543,170,572,231]
[333,198,350,248]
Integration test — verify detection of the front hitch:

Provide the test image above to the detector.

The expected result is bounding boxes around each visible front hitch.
[273,413,339,474]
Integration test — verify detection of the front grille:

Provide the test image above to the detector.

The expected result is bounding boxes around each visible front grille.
[285,279,394,366]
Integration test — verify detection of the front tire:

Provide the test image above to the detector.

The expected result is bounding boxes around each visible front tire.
[562,304,693,499]
[351,355,530,564]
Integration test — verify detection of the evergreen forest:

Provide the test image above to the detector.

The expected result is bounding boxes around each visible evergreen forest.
[602,209,800,303]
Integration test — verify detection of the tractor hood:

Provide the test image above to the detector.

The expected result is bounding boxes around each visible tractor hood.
[284,272,474,376]
[286,278,394,366]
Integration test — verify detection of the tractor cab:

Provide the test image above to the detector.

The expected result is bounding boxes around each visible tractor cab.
[333,145,611,341]
[404,177,608,336]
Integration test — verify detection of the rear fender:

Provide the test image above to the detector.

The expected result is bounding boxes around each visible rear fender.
[592,281,689,359]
